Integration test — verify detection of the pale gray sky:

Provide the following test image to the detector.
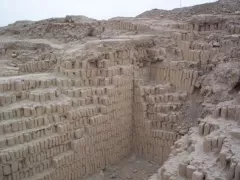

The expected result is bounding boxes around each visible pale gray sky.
[0,0,217,26]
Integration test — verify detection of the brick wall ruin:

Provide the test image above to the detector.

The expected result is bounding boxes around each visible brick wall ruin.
[0,48,135,179]
[1,2,240,180]
[0,35,194,179]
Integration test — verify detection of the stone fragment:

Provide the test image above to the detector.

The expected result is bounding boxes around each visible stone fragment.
[12,52,18,58]
[212,41,220,47]
[198,123,204,135]
[75,129,84,139]
[203,137,212,152]
[203,123,210,136]
[179,163,187,177]
[186,165,196,179]
[11,162,18,172]
[3,165,11,175]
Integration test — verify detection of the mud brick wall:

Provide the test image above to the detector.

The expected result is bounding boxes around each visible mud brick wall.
[133,78,182,164]
[132,31,201,163]
[106,20,153,32]
[52,50,134,180]
[175,15,227,32]
[173,32,219,65]
[0,45,190,180]
[177,21,225,31]
[150,63,198,93]
[0,48,134,180]
[19,59,56,73]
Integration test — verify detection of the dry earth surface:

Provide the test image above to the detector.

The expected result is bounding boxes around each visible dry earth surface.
[86,155,159,180]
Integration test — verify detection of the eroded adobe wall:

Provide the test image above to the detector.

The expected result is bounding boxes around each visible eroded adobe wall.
[154,14,240,180]
[0,48,134,180]
[106,20,153,32]
[133,79,183,164]
[132,26,204,165]
[132,47,187,164]
[0,28,204,180]
[150,62,198,94]
[0,39,190,179]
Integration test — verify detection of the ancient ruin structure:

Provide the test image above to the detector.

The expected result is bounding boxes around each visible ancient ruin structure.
[0,0,240,179]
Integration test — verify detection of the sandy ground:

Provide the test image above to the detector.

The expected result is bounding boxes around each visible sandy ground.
[86,155,160,180]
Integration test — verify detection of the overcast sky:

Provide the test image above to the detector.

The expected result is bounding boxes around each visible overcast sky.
[0,0,217,26]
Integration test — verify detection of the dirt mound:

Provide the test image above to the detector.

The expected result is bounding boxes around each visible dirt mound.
[0,16,104,42]
[137,0,240,19]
